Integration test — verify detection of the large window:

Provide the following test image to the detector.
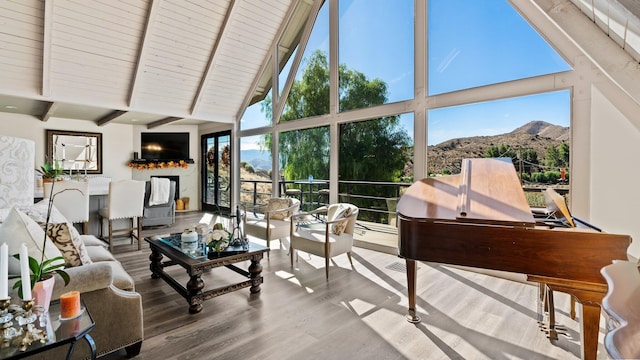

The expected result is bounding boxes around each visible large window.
[240,135,272,206]
[427,0,571,95]
[283,1,329,120]
[339,0,414,108]
[427,91,571,203]
[339,113,413,224]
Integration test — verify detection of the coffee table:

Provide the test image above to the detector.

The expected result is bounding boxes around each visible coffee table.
[0,299,96,360]
[145,234,269,314]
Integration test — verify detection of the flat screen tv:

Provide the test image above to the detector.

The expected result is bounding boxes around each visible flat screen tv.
[141,132,190,161]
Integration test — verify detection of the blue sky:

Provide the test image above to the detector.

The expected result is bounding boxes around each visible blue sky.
[242,0,571,149]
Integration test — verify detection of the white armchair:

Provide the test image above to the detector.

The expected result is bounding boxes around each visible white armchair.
[243,198,300,257]
[290,203,359,279]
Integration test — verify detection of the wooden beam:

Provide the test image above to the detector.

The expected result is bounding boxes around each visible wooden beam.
[40,101,58,122]
[128,0,161,107]
[190,0,236,114]
[42,0,54,97]
[97,110,127,126]
[147,117,183,129]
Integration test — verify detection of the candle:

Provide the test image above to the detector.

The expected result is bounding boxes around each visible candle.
[19,244,31,300]
[60,291,81,318]
[0,243,7,299]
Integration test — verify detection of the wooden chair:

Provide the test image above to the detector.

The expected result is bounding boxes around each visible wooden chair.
[290,203,359,279]
[98,180,145,252]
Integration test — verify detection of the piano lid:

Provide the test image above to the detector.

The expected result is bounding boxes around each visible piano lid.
[398,158,535,227]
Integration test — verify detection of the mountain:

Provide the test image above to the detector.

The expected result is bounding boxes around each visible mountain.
[510,120,569,141]
[427,121,569,175]
[241,149,272,170]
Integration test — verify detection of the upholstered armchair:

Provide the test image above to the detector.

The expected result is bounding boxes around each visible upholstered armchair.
[243,198,300,256]
[290,203,359,279]
[142,180,176,227]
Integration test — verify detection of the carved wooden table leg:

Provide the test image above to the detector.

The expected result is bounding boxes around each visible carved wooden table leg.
[187,275,204,314]
[249,254,264,294]
[149,249,163,279]
[406,259,421,323]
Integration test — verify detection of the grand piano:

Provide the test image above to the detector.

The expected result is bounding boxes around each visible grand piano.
[397,158,632,360]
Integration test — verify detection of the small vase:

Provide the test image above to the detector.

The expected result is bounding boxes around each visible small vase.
[33,276,55,313]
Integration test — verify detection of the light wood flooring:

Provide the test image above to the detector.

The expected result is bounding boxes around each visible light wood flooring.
[101,211,608,360]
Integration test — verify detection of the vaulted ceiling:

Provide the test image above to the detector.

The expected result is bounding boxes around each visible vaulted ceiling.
[0,0,311,127]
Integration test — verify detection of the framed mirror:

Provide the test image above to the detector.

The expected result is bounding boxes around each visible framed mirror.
[46,130,103,174]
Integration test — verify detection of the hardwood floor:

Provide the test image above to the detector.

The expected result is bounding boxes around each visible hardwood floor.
[101,211,605,360]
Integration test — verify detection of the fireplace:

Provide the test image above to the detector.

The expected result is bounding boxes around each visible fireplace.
[151,175,179,200]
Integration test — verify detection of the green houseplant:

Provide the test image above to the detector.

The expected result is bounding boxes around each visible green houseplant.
[11,179,71,301]
[36,158,64,181]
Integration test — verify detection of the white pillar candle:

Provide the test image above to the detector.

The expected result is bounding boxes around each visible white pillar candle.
[0,243,8,299]
[19,244,31,300]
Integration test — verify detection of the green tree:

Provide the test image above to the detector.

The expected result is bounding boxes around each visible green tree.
[264,50,410,183]
[545,144,561,168]
[263,50,410,221]
[559,142,570,168]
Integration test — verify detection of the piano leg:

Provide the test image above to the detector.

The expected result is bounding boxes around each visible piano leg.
[405,259,421,323]
[580,302,600,360]
[545,286,558,340]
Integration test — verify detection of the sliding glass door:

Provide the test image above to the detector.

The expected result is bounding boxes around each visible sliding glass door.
[201,131,231,214]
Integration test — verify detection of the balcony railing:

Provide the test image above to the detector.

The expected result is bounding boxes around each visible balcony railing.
[240,179,412,226]
[239,179,571,225]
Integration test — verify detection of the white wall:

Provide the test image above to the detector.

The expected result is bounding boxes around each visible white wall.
[590,86,640,259]
[131,124,200,210]
[0,113,133,181]
[0,113,201,210]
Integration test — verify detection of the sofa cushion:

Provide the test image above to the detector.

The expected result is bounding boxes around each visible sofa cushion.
[17,201,92,265]
[80,234,108,249]
[85,245,117,262]
[44,222,86,267]
[83,246,135,291]
[0,208,65,274]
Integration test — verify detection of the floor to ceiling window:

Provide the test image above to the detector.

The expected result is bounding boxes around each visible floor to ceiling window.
[236,0,576,250]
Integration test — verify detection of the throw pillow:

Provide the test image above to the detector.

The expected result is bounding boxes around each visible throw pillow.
[267,198,292,220]
[23,201,92,265]
[43,222,84,267]
[0,208,65,274]
[331,206,352,235]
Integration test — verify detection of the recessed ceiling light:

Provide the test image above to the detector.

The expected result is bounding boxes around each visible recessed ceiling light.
[4,105,17,109]
[131,118,138,122]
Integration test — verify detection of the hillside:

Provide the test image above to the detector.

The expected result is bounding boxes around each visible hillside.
[427,120,569,175]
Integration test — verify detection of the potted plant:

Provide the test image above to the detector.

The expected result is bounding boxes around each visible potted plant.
[11,179,71,310]
[206,223,231,259]
[36,158,64,182]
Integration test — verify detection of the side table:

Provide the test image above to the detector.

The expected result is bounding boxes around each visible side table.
[0,299,96,360]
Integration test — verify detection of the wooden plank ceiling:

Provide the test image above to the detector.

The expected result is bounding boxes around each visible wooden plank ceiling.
[0,0,306,127]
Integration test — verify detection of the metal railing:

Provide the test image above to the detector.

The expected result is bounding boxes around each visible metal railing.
[239,178,571,224]
[239,178,412,226]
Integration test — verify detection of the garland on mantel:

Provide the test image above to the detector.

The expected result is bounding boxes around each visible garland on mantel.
[128,160,189,170]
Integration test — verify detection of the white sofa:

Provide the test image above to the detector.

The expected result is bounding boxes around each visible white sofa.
[0,136,143,359]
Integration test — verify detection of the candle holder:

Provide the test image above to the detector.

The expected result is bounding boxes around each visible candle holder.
[15,299,37,326]
[0,297,10,315]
